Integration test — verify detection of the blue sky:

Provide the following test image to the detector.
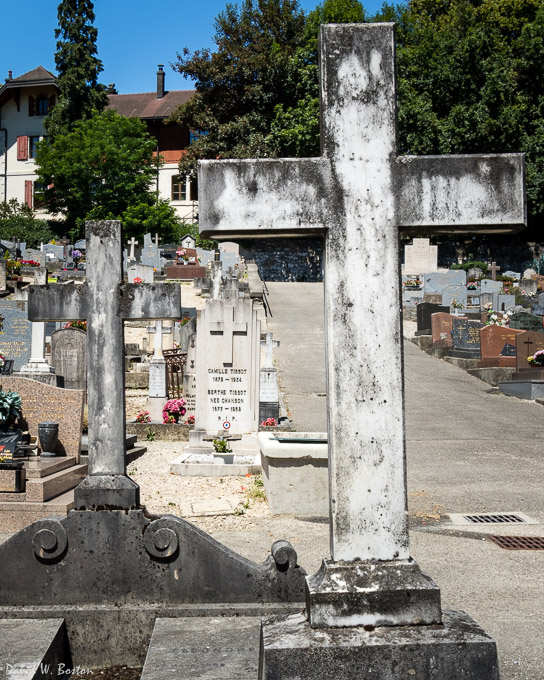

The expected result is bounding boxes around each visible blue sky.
[0,0,385,94]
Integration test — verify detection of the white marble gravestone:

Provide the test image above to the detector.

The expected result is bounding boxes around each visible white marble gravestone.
[147,320,167,422]
[403,238,438,274]
[194,298,260,436]
[198,21,525,677]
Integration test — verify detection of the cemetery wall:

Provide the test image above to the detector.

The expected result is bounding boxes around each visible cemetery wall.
[239,238,323,282]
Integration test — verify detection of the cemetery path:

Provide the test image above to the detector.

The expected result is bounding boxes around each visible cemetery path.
[266,281,544,680]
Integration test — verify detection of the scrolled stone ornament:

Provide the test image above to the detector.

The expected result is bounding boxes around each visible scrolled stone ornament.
[32,518,68,561]
[144,518,180,559]
[271,539,298,572]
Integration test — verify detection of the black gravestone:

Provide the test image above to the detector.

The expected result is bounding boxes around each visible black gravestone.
[509,312,543,333]
[450,318,483,358]
[415,303,449,336]
[501,343,516,357]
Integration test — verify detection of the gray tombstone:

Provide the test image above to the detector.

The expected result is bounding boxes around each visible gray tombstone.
[141,234,161,270]
[43,244,65,262]
[538,292,544,308]
[50,327,87,391]
[0,300,32,370]
[441,285,467,309]
[504,270,521,280]
[467,267,482,280]
[496,294,516,311]
[480,279,502,294]
[22,249,45,266]
[127,263,154,283]
[480,292,495,310]
[0,260,6,292]
[423,270,466,294]
[510,311,544,333]
[519,278,538,296]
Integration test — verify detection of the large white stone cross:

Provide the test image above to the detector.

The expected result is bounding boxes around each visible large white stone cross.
[27,222,181,507]
[209,305,248,364]
[127,236,138,261]
[199,23,525,620]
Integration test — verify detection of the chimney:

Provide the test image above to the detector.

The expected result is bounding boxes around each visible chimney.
[6,70,12,82]
[156,64,165,99]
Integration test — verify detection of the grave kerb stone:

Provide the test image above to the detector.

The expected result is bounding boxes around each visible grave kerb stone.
[198,21,525,641]
[28,221,181,508]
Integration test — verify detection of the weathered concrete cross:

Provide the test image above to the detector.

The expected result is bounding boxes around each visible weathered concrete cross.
[28,221,180,507]
[199,23,525,627]
[261,332,279,369]
[489,261,501,280]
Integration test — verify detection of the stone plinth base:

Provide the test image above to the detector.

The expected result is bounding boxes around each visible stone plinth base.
[259,610,499,680]
[307,559,441,628]
[165,265,207,279]
[74,475,140,509]
[13,370,60,386]
[498,379,544,400]
[147,395,166,423]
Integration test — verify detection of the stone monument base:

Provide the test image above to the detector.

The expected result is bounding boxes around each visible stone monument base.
[259,610,499,680]
[498,379,544,400]
[13,370,59,386]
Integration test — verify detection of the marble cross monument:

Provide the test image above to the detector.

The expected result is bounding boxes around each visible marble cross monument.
[28,222,181,508]
[199,22,524,675]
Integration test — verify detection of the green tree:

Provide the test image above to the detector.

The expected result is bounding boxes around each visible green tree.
[46,0,108,139]
[0,200,53,248]
[170,0,307,175]
[121,200,182,243]
[36,110,158,236]
[388,0,544,226]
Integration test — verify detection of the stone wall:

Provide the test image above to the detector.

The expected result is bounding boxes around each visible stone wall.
[240,238,323,282]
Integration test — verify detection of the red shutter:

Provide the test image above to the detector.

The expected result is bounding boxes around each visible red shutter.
[49,95,56,111]
[24,181,33,208]
[28,96,35,117]
[17,136,28,160]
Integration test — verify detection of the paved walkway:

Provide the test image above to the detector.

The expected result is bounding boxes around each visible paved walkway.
[265,281,544,680]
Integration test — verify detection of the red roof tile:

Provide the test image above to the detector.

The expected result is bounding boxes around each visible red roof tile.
[107,90,194,120]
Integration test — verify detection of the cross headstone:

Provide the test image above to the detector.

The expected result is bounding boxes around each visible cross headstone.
[198,22,525,670]
[154,233,161,247]
[489,261,501,280]
[28,222,180,507]
[127,237,138,262]
[261,332,279,368]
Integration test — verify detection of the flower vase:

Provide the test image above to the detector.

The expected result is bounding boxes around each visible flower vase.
[38,422,59,457]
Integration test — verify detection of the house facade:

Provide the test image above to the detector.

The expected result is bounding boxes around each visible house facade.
[107,66,197,223]
[0,65,197,223]
[0,66,58,217]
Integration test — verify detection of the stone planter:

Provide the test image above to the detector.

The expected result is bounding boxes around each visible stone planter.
[38,422,59,457]
[0,462,25,493]
[257,432,329,517]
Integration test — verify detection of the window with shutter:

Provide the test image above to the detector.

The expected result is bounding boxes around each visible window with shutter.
[24,181,33,208]
[17,136,28,161]
[28,96,35,117]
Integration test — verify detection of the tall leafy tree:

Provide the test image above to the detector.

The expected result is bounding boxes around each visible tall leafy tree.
[36,111,158,236]
[46,0,108,139]
[171,0,307,175]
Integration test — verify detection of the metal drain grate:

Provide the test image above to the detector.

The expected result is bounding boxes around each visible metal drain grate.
[488,535,544,550]
[463,513,525,524]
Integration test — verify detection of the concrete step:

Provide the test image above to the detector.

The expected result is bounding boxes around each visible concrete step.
[25,464,87,503]
[126,444,147,464]
[0,618,72,678]
[24,457,77,479]
[81,433,138,452]
[141,617,261,680]
[0,490,75,531]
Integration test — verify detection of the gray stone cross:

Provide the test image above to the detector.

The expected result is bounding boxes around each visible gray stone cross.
[127,236,138,261]
[490,261,501,280]
[28,222,180,507]
[261,332,279,368]
[154,233,161,247]
[199,23,525,628]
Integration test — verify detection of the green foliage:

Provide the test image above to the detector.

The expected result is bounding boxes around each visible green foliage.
[121,200,182,243]
[450,260,489,273]
[171,0,307,175]
[171,221,217,250]
[212,437,232,453]
[0,199,53,248]
[145,427,156,442]
[36,110,158,235]
[392,0,544,226]
[46,0,108,138]
[0,390,22,426]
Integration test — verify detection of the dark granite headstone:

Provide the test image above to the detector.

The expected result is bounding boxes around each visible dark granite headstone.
[415,303,449,336]
[509,312,543,333]
[50,327,87,390]
[0,300,32,371]
[450,318,483,358]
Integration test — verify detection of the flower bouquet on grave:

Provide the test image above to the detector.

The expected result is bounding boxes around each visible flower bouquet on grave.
[528,350,544,367]
[466,282,478,290]
[0,353,4,370]
[485,309,512,327]
[133,277,143,284]
[185,415,195,425]
[261,417,278,427]
[162,398,186,424]
[63,320,87,331]
[404,278,422,288]
[136,410,151,423]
